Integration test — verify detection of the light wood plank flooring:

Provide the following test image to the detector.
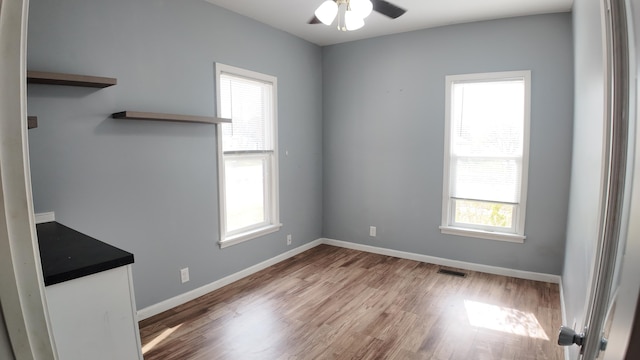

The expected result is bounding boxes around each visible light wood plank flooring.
[139,245,563,359]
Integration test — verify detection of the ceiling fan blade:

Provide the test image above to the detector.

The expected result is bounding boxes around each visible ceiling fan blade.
[372,0,407,19]
[308,16,322,24]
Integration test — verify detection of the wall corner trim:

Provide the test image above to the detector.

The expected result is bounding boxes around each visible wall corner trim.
[559,279,570,360]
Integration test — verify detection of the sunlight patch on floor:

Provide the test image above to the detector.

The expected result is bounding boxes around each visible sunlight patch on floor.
[142,324,182,354]
[464,300,549,340]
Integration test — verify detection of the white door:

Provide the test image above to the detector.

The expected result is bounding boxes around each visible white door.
[559,0,640,358]
[598,1,640,358]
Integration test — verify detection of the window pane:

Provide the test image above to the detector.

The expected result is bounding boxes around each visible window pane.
[220,74,272,152]
[454,199,514,229]
[224,157,266,232]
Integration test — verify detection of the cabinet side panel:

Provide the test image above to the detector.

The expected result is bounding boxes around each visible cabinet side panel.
[46,266,142,360]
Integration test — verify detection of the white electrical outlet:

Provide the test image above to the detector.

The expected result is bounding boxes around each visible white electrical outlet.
[180,268,190,283]
[369,226,377,237]
[287,234,292,245]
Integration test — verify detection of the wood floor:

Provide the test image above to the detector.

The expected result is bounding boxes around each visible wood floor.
[139,245,563,360]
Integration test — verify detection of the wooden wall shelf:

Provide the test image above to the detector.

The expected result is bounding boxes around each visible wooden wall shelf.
[27,70,117,88]
[28,116,38,129]
[112,111,231,124]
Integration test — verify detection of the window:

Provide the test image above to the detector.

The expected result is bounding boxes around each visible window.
[216,63,280,248]
[440,71,531,242]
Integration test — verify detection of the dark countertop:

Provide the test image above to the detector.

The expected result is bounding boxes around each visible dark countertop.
[37,221,134,286]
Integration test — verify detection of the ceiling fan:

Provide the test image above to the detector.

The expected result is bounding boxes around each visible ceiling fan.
[309,0,407,31]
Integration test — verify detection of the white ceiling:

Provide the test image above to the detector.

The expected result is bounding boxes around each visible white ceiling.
[205,0,573,46]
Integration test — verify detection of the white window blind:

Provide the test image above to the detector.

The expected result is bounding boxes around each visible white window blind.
[450,80,525,204]
[220,75,273,152]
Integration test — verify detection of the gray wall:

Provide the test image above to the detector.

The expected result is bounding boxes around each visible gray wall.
[26,0,323,309]
[322,13,574,275]
[562,0,607,357]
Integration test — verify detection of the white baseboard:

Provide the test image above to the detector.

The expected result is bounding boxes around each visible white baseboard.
[138,237,562,321]
[35,212,55,224]
[321,238,561,284]
[137,238,323,321]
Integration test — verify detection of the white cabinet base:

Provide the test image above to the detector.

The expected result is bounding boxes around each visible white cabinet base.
[46,265,142,360]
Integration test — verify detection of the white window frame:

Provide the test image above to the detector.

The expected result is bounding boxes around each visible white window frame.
[215,63,281,248]
[440,70,531,243]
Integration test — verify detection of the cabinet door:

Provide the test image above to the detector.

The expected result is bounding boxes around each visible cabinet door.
[46,266,142,360]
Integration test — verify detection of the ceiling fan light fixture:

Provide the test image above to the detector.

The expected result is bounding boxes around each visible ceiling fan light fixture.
[350,0,373,19]
[309,0,406,31]
[315,0,338,25]
[344,10,364,31]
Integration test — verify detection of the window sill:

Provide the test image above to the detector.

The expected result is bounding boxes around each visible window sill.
[219,223,283,249]
[439,226,525,243]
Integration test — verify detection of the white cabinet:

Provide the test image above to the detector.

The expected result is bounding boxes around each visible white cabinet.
[45,265,142,360]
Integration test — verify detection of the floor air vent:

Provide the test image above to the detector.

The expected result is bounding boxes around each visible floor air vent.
[437,268,467,278]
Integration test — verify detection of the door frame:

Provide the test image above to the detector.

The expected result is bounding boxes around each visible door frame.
[0,0,57,358]
[600,1,640,358]
[579,0,640,358]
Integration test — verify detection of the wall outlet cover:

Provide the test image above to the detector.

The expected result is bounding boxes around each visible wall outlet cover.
[180,268,190,283]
